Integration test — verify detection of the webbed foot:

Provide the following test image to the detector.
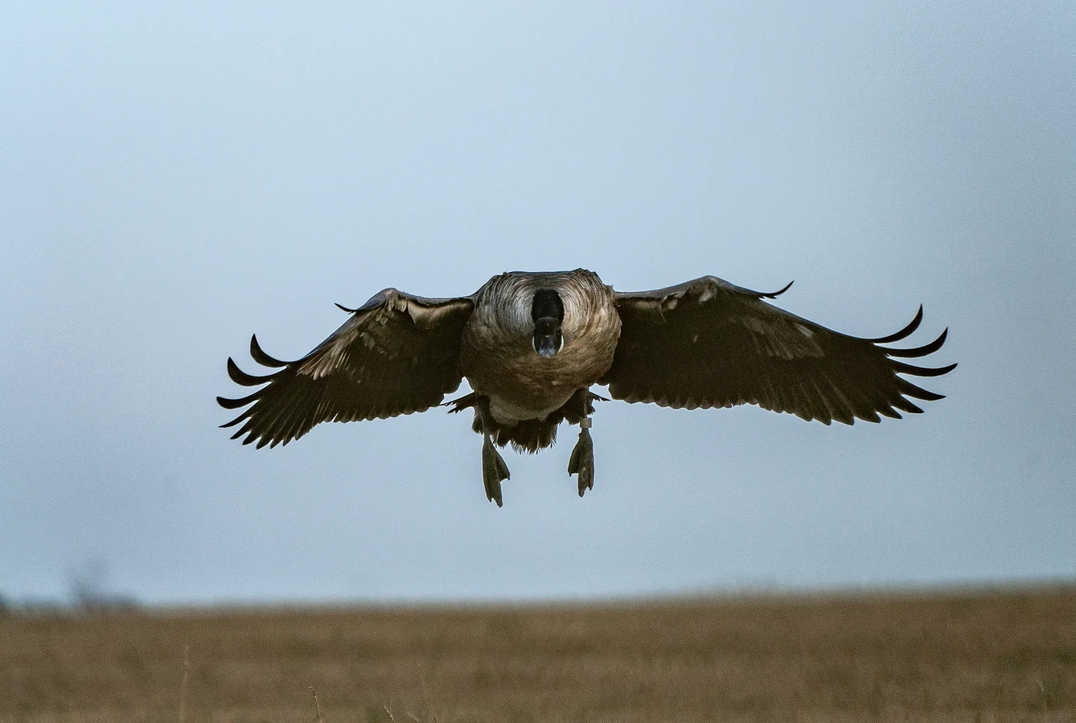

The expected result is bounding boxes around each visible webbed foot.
[482,436,511,507]
[567,422,594,497]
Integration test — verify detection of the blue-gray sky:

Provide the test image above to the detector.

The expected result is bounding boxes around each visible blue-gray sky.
[2,1,1073,605]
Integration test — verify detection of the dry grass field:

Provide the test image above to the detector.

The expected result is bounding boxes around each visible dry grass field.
[2,586,1074,723]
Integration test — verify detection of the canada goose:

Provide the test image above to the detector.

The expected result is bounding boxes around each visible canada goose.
[219,269,955,506]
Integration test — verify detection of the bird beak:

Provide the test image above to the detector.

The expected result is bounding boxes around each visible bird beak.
[532,317,563,358]
[534,333,561,358]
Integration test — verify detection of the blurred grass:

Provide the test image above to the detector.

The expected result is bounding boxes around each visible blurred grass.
[2,586,1075,722]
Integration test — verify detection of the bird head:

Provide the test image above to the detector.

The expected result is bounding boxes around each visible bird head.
[531,288,564,358]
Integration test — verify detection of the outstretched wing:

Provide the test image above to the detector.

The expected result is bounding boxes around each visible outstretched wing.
[218,289,475,447]
[601,276,955,424]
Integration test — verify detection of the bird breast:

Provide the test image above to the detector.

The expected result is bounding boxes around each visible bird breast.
[460,269,622,422]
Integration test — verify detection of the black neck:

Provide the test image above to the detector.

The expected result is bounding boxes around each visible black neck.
[531,289,564,323]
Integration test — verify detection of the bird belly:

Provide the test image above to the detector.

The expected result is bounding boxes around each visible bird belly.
[462,332,617,425]
[465,349,602,421]
[486,390,576,425]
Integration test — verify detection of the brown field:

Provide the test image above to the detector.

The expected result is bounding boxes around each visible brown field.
[2,587,1075,723]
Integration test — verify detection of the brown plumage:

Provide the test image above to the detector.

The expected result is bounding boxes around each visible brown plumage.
[219,269,955,506]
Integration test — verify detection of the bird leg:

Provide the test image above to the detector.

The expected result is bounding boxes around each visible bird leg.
[476,397,510,507]
[567,416,594,497]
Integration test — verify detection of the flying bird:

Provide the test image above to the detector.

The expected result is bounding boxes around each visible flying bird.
[218,270,955,506]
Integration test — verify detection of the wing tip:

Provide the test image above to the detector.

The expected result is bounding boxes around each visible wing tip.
[870,305,924,343]
[885,327,949,359]
[763,279,794,298]
[893,360,958,378]
[227,357,275,386]
[249,334,289,368]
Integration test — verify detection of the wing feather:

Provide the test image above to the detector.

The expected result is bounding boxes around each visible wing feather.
[218,289,474,447]
[601,276,954,424]
[249,334,291,368]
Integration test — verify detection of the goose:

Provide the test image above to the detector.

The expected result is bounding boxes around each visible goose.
[218,269,955,506]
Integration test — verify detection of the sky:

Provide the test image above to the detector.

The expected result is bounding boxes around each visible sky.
[1,1,1074,606]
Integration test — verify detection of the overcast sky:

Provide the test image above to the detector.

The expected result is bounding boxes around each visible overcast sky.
[2,1,1073,605]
